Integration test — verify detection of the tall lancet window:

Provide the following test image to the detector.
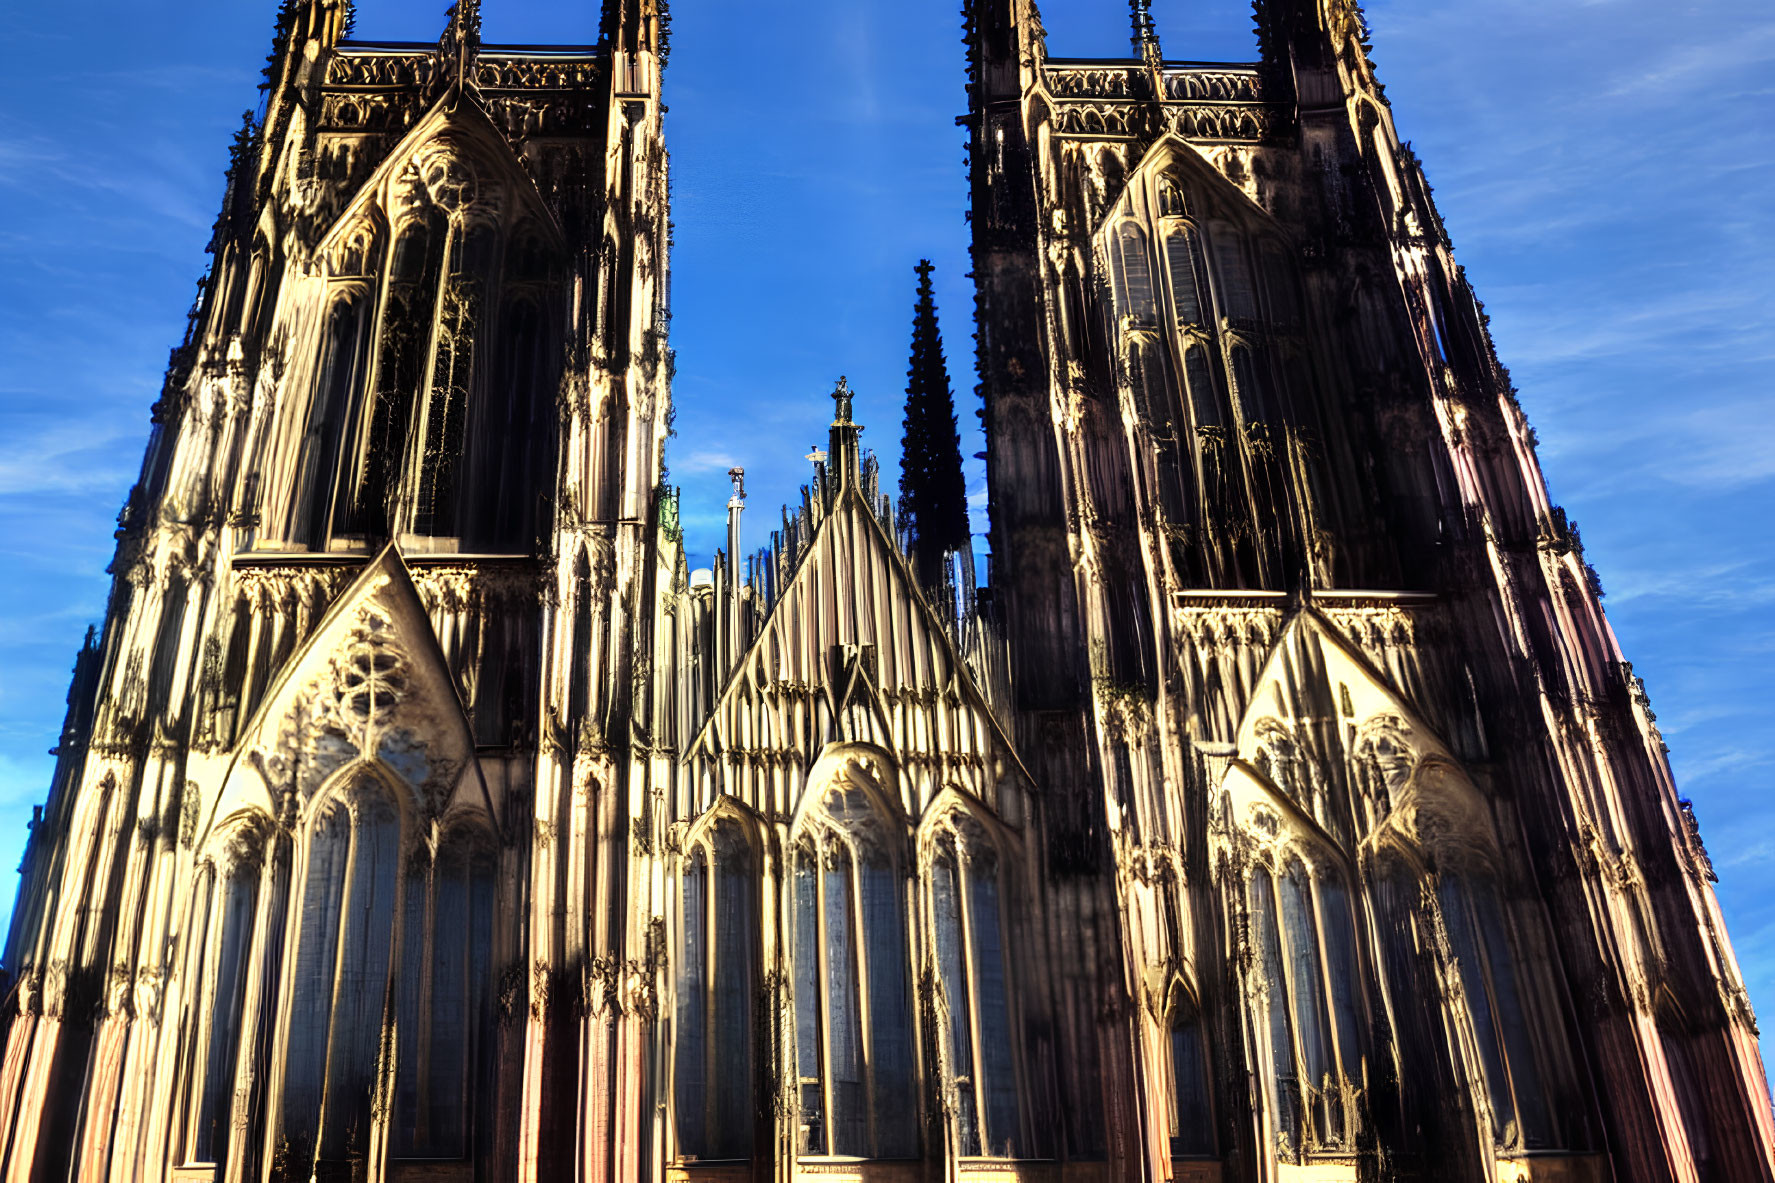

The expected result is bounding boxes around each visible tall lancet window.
[393,831,497,1158]
[1167,991,1216,1159]
[293,294,370,547]
[1110,221,1158,328]
[353,211,443,539]
[674,816,758,1162]
[281,775,401,1164]
[1438,875,1555,1150]
[1163,227,1205,328]
[793,769,917,1160]
[1248,858,1365,1158]
[928,815,1021,1158]
[414,221,495,538]
[466,226,557,553]
[185,837,263,1165]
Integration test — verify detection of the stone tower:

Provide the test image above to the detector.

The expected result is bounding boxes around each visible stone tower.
[0,0,672,1177]
[963,0,1775,1180]
[2,1,1771,1182]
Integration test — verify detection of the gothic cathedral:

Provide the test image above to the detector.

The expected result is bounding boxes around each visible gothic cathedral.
[1,1,1769,1181]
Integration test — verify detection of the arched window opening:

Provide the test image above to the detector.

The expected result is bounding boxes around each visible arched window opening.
[393,833,496,1159]
[1212,230,1257,321]
[295,296,369,547]
[1438,876,1555,1150]
[281,779,401,1166]
[216,599,252,745]
[241,250,270,343]
[1184,346,1223,430]
[414,221,495,538]
[675,818,758,1162]
[1249,860,1364,1159]
[465,294,553,552]
[351,214,442,539]
[1164,229,1205,327]
[1168,999,1215,1159]
[148,578,190,716]
[1111,222,1157,329]
[194,860,258,1162]
[931,825,1020,1158]
[1250,867,1302,1154]
[1128,335,1174,427]
[1158,175,1188,218]
[793,779,916,1160]
[182,850,258,1166]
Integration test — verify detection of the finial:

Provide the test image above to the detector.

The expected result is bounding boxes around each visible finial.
[833,375,856,425]
[1129,0,1161,65]
[439,0,482,87]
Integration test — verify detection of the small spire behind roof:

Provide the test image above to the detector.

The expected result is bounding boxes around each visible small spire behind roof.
[1129,0,1162,66]
[438,0,483,91]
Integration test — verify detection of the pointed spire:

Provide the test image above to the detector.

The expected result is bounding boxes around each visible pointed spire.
[897,261,971,589]
[1130,0,1163,69]
[438,0,482,90]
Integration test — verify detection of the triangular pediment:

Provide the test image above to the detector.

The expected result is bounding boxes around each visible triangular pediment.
[690,490,1032,822]
[1102,132,1285,236]
[1222,606,1496,866]
[312,89,564,268]
[202,546,497,849]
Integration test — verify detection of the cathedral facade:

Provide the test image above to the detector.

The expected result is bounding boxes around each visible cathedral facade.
[1,0,1770,1181]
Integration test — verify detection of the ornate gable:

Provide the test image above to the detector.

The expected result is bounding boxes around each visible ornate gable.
[202,546,495,848]
[311,89,564,270]
[690,490,1031,826]
[1222,607,1499,869]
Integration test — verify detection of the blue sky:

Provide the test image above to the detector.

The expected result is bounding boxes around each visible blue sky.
[0,0,1769,1053]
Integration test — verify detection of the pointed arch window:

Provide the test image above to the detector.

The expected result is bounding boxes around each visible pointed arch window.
[282,779,400,1162]
[351,212,442,539]
[184,845,263,1165]
[1230,345,1279,423]
[413,222,494,538]
[464,282,553,553]
[278,770,498,1169]
[1158,175,1188,218]
[1164,228,1205,327]
[675,816,758,1162]
[1657,1003,1715,1176]
[393,830,497,1158]
[1167,995,1215,1159]
[1111,221,1158,329]
[1248,858,1365,1158]
[1438,875,1555,1150]
[793,778,917,1160]
[294,293,370,547]
[929,817,1021,1158]
[148,577,190,716]
[1183,345,1222,430]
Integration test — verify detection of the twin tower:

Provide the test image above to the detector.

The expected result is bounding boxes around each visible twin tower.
[2,1,1769,1181]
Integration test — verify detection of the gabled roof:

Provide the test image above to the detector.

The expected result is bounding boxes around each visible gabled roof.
[311,86,565,260]
[205,545,497,846]
[688,487,1034,804]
